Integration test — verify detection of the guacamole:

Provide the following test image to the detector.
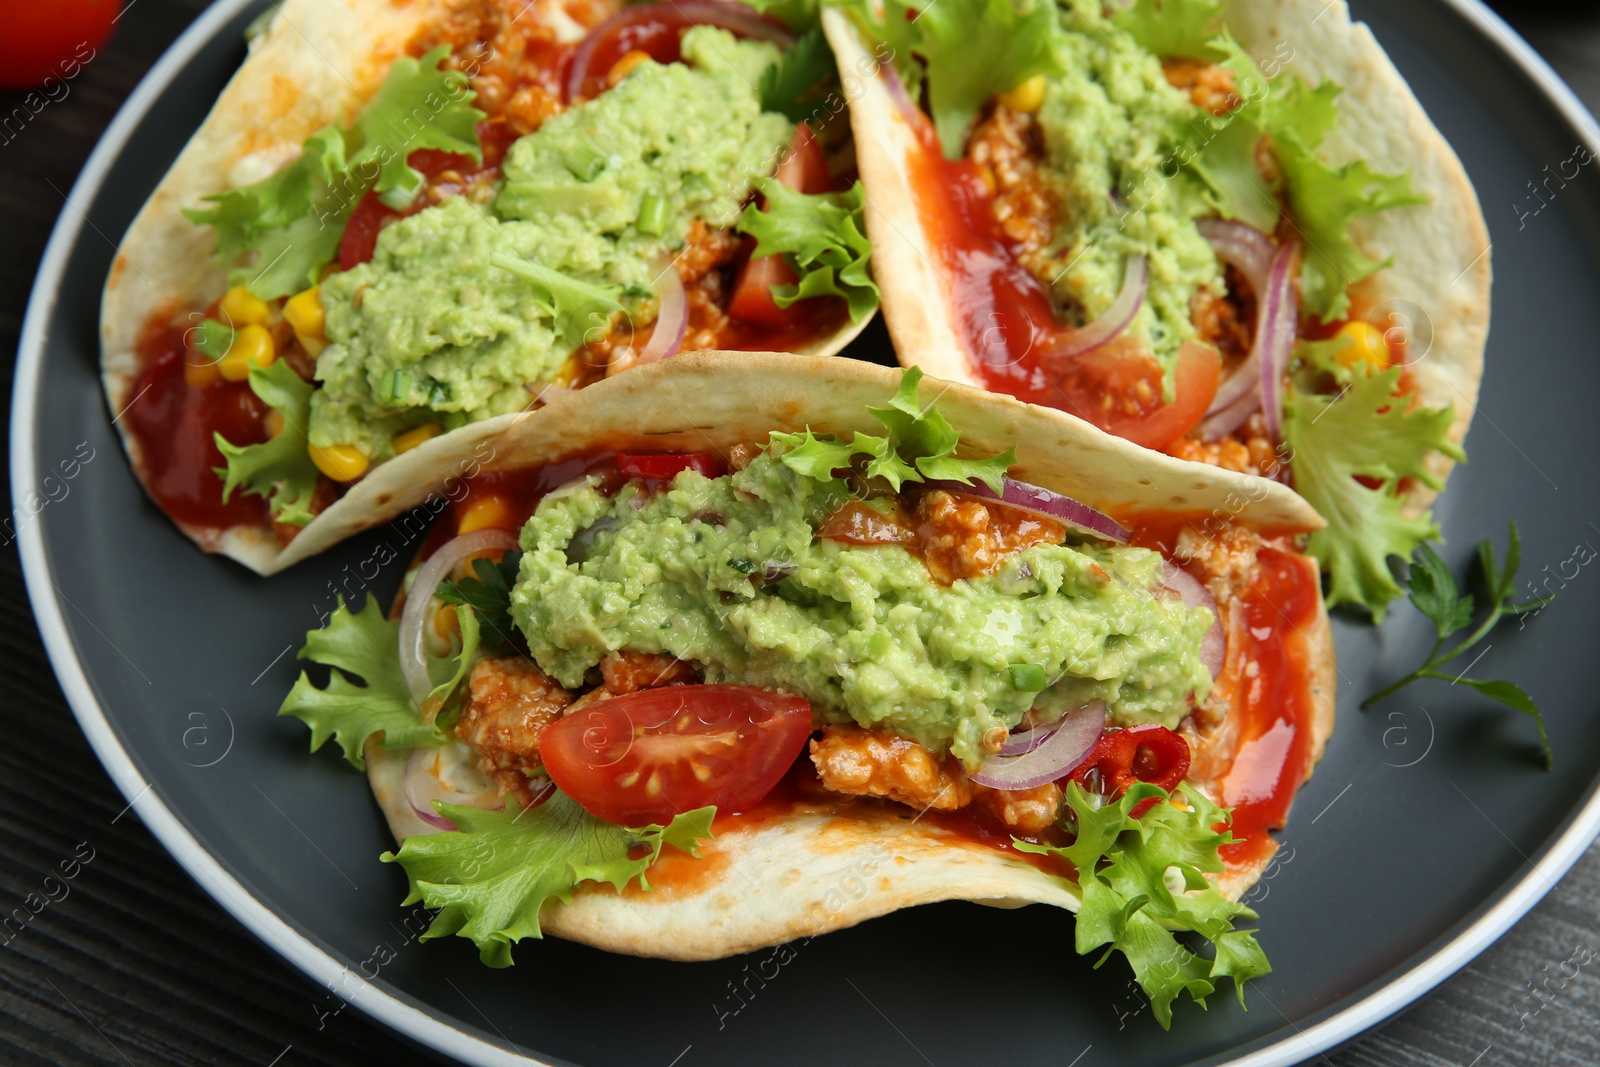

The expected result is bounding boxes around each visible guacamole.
[307,29,793,461]
[1032,6,1221,379]
[510,451,1214,768]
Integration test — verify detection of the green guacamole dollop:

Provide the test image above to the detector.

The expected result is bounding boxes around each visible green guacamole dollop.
[510,451,1215,769]
[1030,6,1221,380]
[307,29,793,460]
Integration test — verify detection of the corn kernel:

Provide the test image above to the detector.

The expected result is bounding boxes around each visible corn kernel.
[998,75,1046,114]
[606,50,653,88]
[1335,319,1389,371]
[284,286,325,338]
[184,358,223,387]
[218,324,277,381]
[219,285,271,327]
[310,444,370,482]
[266,410,286,437]
[393,422,444,454]
[458,494,514,534]
[434,603,459,640]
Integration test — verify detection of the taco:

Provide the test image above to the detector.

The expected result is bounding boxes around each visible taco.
[824,0,1488,618]
[102,0,878,575]
[281,352,1333,1027]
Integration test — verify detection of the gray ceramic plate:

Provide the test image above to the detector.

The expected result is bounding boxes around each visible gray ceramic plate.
[14,1,1600,1064]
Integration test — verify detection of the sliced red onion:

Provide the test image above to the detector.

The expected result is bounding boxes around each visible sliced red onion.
[881,59,920,125]
[398,530,519,714]
[924,477,1131,544]
[999,719,1059,757]
[970,701,1106,791]
[1161,562,1225,680]
[1257,243,1299,442]
[1199,218,1275,416]
[1194,387,1260,441]
[403,748,506,834]
[635,266,687,365]
[1038,254,1147,372]
[565,0,795,102]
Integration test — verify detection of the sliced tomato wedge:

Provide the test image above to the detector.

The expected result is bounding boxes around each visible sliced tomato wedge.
[617,452,724,482]
[773,122,830,195]
[540,684,814,825]
[728,124,831,328]
[1069,724,1191,817]
[1057,339,1220,453]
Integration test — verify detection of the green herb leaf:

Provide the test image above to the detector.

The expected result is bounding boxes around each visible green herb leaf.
[382,793,715,966]
[213,360,322,526]
[1454,677,1550,765]
[186,47,484,299]
[278,596,446,769]
[736,179,880,324]
[437,551,524,649]
[1017,782,1269,1028]
[759,27,837,122]
[1407,544,1475,640]
[1282,351,1463,619]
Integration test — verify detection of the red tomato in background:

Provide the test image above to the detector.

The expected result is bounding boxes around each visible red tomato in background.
[540,685,814,826]
[0,0,117,90]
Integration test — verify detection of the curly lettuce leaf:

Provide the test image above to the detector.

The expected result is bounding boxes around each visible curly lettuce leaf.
[737,178,880,323]
[1193,38,1425,321]
[743,0,823,32]
[842,0,1063,158]
[489,254,624,351]
[1283,350,1464,619]
[1111,0,1227,61]
[278,596,459,769]
[186,47,484,299]
[213,360,321,526]
[770,367,1016,491]
[759,27,837,122]
[1016,782,1270,1029]
[382,793,715,966]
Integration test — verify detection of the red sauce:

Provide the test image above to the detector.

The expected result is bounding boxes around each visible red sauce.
[716,299,853,354]
[1215,547,1320,867]
[901,114,1063,406]
[121,322,270,529]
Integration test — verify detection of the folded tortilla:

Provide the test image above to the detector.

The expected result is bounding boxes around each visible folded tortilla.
[364,351,1334,959]
[101,0,869,576]
[824,0,1488,516]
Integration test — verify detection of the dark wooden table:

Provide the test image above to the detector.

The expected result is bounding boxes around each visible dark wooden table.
[4,2,1598,1064]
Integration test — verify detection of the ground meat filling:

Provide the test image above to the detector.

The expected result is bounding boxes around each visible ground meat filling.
[455,655,574,805]
[810,725,973,812]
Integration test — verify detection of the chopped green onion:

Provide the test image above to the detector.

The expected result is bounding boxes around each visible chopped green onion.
[379,369,414,401]
[1008,663,1049,692]
[637,193,670,236]
[564,145,607,182]
[429,382,454,408]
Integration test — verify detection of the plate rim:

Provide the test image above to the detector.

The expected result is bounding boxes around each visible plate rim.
[11,1,1600,1064]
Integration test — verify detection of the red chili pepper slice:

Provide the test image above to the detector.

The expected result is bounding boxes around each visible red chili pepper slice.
[616,452,724,482]
[1069,725,1191,817]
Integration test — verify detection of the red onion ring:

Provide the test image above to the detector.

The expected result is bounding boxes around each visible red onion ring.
[635,265,687,364]
[564,0,795,103]
[1257,243,1299,441]
[1199,218,1275,416]
[970,701,1106,791]
[1038,254,1147,372]
[1160,562,1225,680]
[1194,385,1260,441]
[924,477,1131,544]
[402,748,507,834]
[398,530,519,714]
[881,59,921,125]
[999,719,1059,756]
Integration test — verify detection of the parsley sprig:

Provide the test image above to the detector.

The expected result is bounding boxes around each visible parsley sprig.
[1362,521,1554,766]
[436,550,523,649]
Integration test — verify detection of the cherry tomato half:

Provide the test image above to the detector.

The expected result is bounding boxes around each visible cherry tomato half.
[1057,339,1220,453]
[1070,725,1191,817]
[540,684,814,825]
[616,452,723,482]
[0,0,116,90]
[728,124,830,327]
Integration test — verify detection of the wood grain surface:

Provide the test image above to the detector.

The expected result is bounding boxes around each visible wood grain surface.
[2,2,1597,1064]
